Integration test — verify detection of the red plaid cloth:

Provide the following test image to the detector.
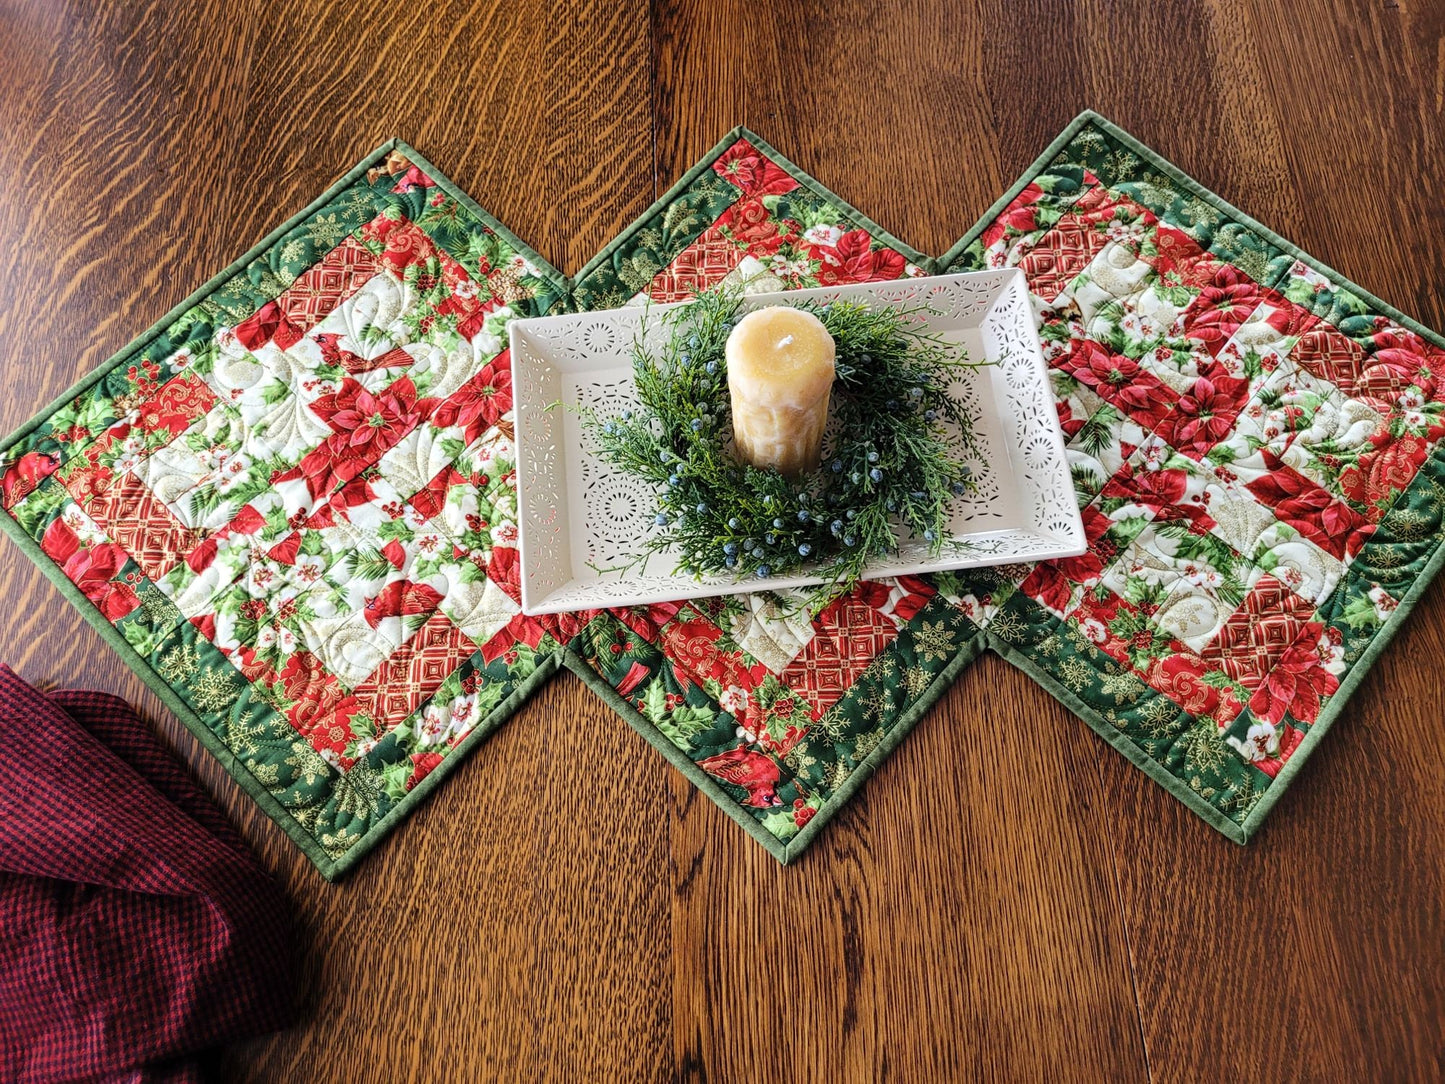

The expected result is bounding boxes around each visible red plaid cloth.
[0,665,295,1082]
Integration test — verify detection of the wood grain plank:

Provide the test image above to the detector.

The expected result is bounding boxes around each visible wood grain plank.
[653,0,1013,258]
[651,4,1149,1077]
[0,0,263,843]
[1088,2,1445,1080]
[659,657,1149,1081]
[209,1,659,1080]
[2,1,1443,1080]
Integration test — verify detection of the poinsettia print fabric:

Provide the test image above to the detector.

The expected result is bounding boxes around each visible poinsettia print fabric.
[4,120,1442,875]
[573,137,926,310]
[947,119,1445,826]
[0,145,572,874]
[569,121,1444,849]
[570,138,954,848]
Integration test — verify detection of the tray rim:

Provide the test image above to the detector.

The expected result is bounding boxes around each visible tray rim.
[510,268,1087,615]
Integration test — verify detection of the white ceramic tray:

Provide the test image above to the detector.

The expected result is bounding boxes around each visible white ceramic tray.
[509,269,1085,615]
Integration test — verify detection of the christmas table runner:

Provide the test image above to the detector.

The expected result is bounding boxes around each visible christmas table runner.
[4,112,1441,879]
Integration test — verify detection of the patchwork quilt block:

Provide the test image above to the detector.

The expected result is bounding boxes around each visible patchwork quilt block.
[3,114,1442,879]
[942,117,1445,832]
[0,147,576,876]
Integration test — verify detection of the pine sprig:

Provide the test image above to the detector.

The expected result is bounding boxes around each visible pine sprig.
[584,283,987,605]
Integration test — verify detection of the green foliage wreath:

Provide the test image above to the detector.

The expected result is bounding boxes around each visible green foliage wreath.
[586,285,986,601]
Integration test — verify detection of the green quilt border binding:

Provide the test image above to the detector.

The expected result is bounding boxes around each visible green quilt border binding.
[571,125,936,291]
[0,139,567,881]
[4,114,1443,877]
[393,141,572,306]
[954,109,1445,842]
[563,626,988,863]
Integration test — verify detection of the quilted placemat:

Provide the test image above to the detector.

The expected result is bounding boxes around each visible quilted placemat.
[3,113,1441,880]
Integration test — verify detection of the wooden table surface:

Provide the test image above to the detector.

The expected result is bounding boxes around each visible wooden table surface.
[2,0,1443,1079]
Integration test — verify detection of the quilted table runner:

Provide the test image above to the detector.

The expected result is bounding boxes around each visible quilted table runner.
[4,112,1442,879]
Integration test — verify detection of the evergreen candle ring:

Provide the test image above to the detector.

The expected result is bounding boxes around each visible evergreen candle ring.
[585,284,987,603]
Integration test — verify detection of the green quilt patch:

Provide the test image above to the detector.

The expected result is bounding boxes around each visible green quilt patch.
[2,113,1441,879]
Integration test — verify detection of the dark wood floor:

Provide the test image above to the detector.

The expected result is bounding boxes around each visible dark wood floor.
[1,0,1442,1079]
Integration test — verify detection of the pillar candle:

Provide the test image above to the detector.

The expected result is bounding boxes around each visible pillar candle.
[724,306,836,477]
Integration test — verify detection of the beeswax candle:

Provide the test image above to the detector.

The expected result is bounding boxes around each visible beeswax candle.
[725,306,836,477]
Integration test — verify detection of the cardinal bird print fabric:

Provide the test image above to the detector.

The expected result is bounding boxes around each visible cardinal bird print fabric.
[4,116,1443,878]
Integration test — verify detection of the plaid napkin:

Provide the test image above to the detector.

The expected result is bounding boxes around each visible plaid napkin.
[0,666,294,1082]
